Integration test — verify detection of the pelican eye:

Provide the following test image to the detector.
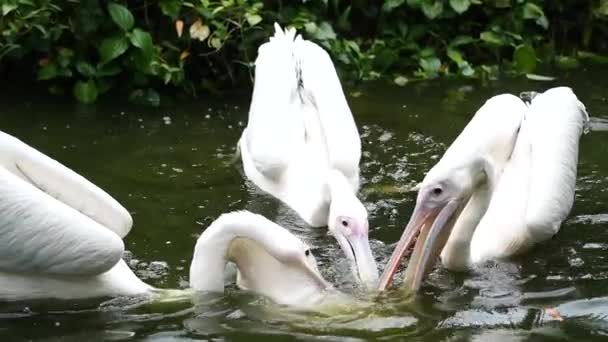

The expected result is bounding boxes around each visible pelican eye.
[305,249,311,256]
[341,220,349,227]
[432,187,443,196]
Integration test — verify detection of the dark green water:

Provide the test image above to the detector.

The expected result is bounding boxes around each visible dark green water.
[1,71,608,341]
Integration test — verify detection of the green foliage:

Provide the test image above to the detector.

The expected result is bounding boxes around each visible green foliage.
[1,0,607,104]
[108,3,134,32]
[73,80,98,103]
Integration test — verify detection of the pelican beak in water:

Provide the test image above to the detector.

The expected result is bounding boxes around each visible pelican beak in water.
[377,190,465,292]
[332,218,378,286]
[327,169,379,287]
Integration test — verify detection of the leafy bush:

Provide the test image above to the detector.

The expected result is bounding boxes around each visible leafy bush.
[1,0,607,104]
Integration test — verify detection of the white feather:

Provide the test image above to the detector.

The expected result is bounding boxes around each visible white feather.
[0,132,132,237]
[239,23,361,226]
[0,131,149,300]
[430,87,588,268]
[524,87,588,239]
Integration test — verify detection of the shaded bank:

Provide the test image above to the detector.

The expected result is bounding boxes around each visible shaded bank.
[1,0,608,104]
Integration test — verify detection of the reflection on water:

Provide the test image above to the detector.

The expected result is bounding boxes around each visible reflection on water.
[1,68,608,340]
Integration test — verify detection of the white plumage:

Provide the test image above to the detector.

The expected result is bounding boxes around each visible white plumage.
[0,134,329,305]
[190,211,330,306]
[467,87,588,263]
[378,87,589,291]
[239,24,378,285]
[0,131,149,300]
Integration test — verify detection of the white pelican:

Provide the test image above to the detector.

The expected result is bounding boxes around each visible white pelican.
[238,24,378,286]
[0,132,330,306]
[377,87,589,291]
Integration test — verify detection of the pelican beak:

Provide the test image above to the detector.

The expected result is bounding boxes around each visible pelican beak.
[302,263,333,290]
[377,199,462,292]
[335,230,379,287]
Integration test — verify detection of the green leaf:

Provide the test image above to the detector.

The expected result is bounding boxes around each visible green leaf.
[313,22,337,40]
[555,55,580,70]
[245,13,262,26]
[535,16,549,29]
[522,2,548,29]
[346,40,361,54]
[450,35,476,46]
[383,0,405,12]
[129,28,155,55]
[460,62,475,76]
[522,2,544,19]
[595,0,608,16]
[2,3,18,16]
[480,65,499,80]
[159,0,181,19]
[73,80,98,104]
[394,75,409,86]
[422,0,443,19]
[304,22,317,35]
[449,0,470,14]
[108,3,134,31]
[32,24,47,36]
[447,48,465,66]
[76,62,97,78]
[99,36,129,64]
[419,56,441,72]
[578,50,608,64]
[210,37,222,49]
[513,44,537,73]
[419,47,436,58]
[337,5,352,30]
[37,63,58,80]
[480,31,505,45]
[526,73,556,82]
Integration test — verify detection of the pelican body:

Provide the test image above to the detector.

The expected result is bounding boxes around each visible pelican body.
[0,132,330,306]
[238,24,378,285]
[0,131,148,300]
[378,87,589,291]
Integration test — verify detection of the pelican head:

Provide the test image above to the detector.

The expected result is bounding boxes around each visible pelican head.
[377,94,527,292]
[190,211,331,306]
[327,170,379,287]
[376,158,485,291]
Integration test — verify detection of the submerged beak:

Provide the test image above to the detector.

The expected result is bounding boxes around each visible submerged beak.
[377,199,461,292]
[335,231,379,287]
[302,261,333,290]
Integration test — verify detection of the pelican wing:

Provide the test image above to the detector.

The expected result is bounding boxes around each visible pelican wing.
[0,131,133,238]
[0,166,125,276]
[295,37,361,179]
[471,87,587,260]
[470,111,533,260]
[524,87,588,240]
[243,24,305,180]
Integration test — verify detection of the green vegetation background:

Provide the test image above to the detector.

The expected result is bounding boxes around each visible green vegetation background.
[1,0,607,104]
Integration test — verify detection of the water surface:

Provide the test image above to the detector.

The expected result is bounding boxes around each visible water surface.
[1,70,608,341]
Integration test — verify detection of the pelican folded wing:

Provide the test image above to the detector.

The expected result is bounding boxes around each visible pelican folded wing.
[0,167,125,276]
